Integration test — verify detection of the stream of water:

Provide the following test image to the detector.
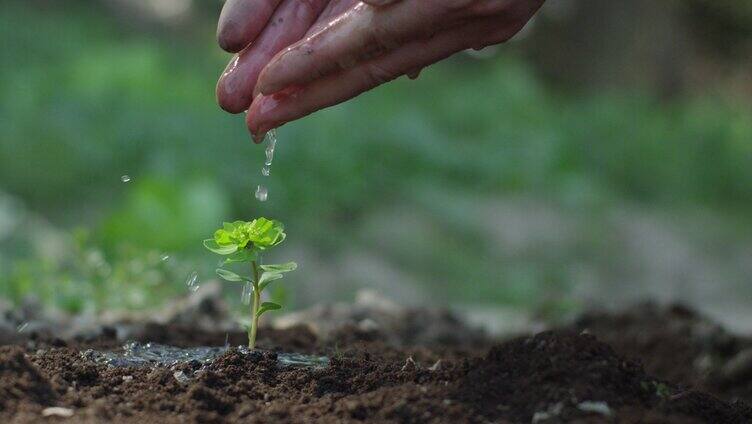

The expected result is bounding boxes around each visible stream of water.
[254,129,277,202]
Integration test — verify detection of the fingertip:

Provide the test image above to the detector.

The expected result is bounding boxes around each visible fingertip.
[216,80,252,114]
[217,28,247,54]
[246,95,265,142]
[216,59,254,114]
[246,93,289,141]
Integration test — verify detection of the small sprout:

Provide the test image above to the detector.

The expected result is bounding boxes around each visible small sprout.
[641,380,671,398]
[204,218,296,349]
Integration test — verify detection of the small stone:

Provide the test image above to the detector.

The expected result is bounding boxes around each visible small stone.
[357,318,380,332]
[532,402,563,423]
[173,370,190,384]
[401,357,417,372]
[577,401,612,416]
[42,407,74,418]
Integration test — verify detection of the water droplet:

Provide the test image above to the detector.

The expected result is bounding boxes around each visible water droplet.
[185,271,199,292]
[241,282,252,305]
[121,175,131,183]
[255,185,268,202]
[16,322,29,333]
[261,166,270,177]
[160,254,170,262]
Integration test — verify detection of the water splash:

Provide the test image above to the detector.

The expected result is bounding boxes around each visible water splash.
[275,352,329,368]
[84,342,329,369]
[185,271,200,292]
[120,175,131,183]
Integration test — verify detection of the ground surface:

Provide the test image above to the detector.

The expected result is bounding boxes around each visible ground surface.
[2,303,752,423]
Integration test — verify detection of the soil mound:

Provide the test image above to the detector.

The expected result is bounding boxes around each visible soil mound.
[0,346,57,417]
[458,331,752,423]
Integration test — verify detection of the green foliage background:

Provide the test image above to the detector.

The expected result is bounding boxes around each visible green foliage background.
[1,1,751,317]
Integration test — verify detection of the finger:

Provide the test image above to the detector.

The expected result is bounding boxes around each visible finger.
[307,0,357,35]
[255,1,465,95]
[217,0,284,53]
[361,0,403,6]
[247,14,524,138]
[246,0,357,100]
[216,0,329,113]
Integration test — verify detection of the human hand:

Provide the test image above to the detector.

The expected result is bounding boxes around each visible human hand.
[216,0,544,141]
[216,0,358,114]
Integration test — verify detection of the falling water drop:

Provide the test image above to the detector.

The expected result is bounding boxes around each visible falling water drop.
[255,185,268,202]
[185,271,200,292]
[121,175,131,183]
[160,254,170,262]
[16,322,29,333]
[241,282,252,305]
[261,166,270,177]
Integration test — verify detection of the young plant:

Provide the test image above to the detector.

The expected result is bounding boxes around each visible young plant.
[203,218,297,349]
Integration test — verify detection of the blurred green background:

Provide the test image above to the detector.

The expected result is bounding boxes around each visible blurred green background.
[1,0,751,329]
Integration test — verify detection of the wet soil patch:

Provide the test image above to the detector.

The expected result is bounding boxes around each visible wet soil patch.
[2,305,752,423]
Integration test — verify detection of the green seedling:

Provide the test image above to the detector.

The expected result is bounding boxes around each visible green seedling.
[204,218,297,349]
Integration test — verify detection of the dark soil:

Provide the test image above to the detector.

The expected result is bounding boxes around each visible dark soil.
[2,305,752,423]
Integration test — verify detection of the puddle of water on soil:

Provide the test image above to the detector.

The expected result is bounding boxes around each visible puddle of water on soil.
[84,342,329,370]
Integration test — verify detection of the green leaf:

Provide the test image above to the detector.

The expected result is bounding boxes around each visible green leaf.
[260,262,297,273]
[203,239,238,255]
[247,218,286,249]
[256,301,282,317]
[257,262,297,290]
[258,272,284,291]
[223,221,240,232]
[222,249,257,264]
[216,268,251,282]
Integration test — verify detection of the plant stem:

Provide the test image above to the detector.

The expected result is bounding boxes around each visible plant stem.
[249,260,261,349]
